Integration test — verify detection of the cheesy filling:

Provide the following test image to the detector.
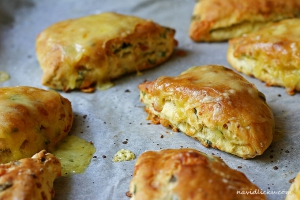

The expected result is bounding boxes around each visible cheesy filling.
[141,92,252,157]
[235,55,300,92]
[210,21,271,40]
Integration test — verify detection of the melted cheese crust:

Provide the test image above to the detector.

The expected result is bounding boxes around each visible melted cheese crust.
[189,0,300,41]
[0,86,73,163]
[0,150,61,200]
[228,18,300,95]
[36,12,177,92]
[130,149,266,200]
[138,65,274,159]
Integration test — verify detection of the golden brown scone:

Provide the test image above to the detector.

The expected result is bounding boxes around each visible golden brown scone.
[286,172,300,200]
[129,148,266,200]
[0,150,61,200]
[138,65,274,159]
[36,12,177,92]
[227,18,300,95]
[189,0,300,42]
[0,86,73,163]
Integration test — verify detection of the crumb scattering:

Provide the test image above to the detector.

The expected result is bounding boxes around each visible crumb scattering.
[113,149,135,162]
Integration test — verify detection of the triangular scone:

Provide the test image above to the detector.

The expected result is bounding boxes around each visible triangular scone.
[227,18,300,95]
[189,0,300,42]
[0,150,61,200]
[138,65,274,159]
[36,12,177,92]
[129,148,266,200]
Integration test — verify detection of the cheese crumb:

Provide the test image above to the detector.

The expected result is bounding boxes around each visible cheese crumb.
[113,149,135,162]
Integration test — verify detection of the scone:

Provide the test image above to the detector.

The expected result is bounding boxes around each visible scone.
[0,150,61,200]
[129,148,266,200]
[227,18,300,95]
[189,0,300,42]
[138,65,274,159]
[36,12,177,92]
[0,86,73,163]
[286,172,300,200]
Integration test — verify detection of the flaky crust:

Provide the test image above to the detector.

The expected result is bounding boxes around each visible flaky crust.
[36,12,177,92]
[0,150,61,200]
[129,148,266,200]
[0,86,73,163]
[138,65,274,159]
[227,18,300,95]
[189,0,300,42]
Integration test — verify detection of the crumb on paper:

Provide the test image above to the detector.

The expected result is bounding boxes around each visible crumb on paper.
[0,71,10,82]
[290,178,295,183]
[126,191,132,198]
[113,149,135,162]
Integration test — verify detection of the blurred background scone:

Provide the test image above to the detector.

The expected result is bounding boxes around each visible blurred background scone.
[138,65,274,159]
[0,150,61,200]
[36,12,177,92]
[189,0,300,42]
[0,86,73,163]
[129,148,266,200]
[227,18,300,95]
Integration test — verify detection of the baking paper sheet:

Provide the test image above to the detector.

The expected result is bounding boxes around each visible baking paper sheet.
[0,0,299,199]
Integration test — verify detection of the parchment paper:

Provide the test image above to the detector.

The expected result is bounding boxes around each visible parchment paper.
[0,1,299,199]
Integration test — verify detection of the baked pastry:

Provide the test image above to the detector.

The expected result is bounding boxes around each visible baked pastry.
[138,65,274,159]
[129,148,266,200]
[0,86,73,163]
[189,0,300,42]
[0,150,61,200]
[286,172,300,200]
[36,12,177,92]
[227,18,300,95]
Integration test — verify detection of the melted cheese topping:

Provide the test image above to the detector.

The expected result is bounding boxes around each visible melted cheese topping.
[50,13,144,46]
[36,12,176,91]
[181,66,248,93]
[52,135,96,176]
[37,13,145,89]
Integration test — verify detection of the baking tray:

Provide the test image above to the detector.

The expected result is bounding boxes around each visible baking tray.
[0,0,299,199]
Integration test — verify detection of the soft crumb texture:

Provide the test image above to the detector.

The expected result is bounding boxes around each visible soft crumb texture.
[0,86,73,163]
[0,150,61,200]
[227,18,300,95]
[129,148,266,200]
[189,0,300,42]
[36,12,177,92]
[113,149,136,162]
[138,65,274,159]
